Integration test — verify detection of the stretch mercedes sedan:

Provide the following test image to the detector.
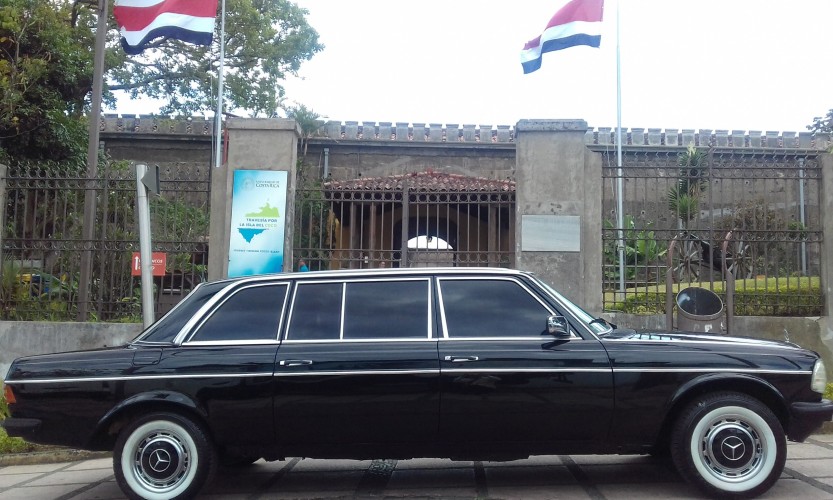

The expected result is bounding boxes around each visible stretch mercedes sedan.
[3,267,832,499]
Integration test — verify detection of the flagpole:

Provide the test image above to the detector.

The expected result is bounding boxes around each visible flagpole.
[615,0,626,295]
[213,0,226,169]
[78,0,110,320]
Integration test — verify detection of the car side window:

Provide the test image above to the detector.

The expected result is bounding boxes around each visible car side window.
[440,279,552,338]
[189,284,287,342]
[286,282,343,341]
[343,280,429,339]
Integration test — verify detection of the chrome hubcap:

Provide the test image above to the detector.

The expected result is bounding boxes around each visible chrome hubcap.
[700,417,763,481]
[133,431,190,493]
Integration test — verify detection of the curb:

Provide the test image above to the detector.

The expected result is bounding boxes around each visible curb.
[0,449,110,467]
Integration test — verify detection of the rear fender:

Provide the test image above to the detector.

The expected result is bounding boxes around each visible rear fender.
[92,391,208,447]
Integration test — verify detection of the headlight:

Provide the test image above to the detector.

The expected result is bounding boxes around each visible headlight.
[811,359,827,394]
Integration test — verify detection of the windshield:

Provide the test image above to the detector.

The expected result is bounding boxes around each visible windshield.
[531,276,612,336]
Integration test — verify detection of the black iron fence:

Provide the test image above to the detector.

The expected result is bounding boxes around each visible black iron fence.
[1,147,824,321]
[600,148,823,316]
[293,178,515,272]
[0,161,210,322]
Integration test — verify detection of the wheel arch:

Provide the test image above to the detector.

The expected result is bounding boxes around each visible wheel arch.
[88,391,211,451]
[653,374,789,451]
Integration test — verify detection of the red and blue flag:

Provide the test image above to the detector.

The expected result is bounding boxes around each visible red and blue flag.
[113,0,219,55]
[521,0,605,74]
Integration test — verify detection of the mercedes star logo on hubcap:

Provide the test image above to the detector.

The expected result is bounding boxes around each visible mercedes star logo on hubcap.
[720,436,746,461]
[149,449,172,472]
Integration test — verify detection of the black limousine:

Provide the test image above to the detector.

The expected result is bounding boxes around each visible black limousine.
[3,268,832,499]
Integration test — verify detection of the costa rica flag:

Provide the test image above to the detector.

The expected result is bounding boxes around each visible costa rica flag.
[521,0,605,74]
[113,0,219,55]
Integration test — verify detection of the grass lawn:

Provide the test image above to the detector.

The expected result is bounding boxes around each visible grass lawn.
[605,276,821,315]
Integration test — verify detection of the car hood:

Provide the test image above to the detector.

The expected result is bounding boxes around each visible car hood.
[602,328,802,350]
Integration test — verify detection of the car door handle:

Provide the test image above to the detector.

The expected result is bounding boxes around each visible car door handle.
[444,356,479,362]
[279,359,314,367]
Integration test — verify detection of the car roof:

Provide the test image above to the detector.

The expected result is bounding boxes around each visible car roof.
[216,267,531,286]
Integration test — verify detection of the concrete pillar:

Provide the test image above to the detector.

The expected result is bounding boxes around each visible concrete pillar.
[817,153,833,376]
[208,118,300,280]
[514,119,603,313]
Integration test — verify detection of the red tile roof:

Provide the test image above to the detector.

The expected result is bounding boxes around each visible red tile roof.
[324,171,515,193]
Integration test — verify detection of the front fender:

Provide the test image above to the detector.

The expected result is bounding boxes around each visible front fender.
[666,372,789,421]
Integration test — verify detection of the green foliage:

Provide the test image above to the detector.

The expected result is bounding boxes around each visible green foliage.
[0,426,33,454]
[0,393,8,419]
[825,383,833,401]
[0,393,38,453]
[808,109,833,134]
[293,169,332,272]
[108,0,324,117]
[713,199,796,277]
[606,276,822,316]
[0,0,92,164]
[604,215,667,282]
[0,259,76,321]
[668,145,709,225]
[286,103,324,157]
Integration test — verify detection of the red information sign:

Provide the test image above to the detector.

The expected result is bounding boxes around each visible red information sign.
[131,252,167,277]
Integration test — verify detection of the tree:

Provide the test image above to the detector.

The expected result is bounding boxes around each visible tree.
[807,109,833,134]
[0,0,93,165]
[1,0,323,165]
[285,103,324,158]
[108,0,324,117]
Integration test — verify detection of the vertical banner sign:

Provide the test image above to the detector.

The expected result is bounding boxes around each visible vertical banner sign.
[228,170,288,277]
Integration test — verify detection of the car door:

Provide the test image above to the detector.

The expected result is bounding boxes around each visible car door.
[273,277,440,449]
[152,281,289,447]
[436,276,614,450]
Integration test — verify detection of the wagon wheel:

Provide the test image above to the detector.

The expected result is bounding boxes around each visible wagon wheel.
[672,237,703,283]
[726,239,754,280]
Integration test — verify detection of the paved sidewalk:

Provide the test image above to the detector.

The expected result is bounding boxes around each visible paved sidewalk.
[1,435,832,499]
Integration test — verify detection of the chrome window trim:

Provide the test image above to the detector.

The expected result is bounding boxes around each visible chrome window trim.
[184,340,281,346]
[436,276,559,340]
[284,280,342,342]
[282,338,438,344]
[4,367,812,385]
[285,277,433,341]
[181,282,290,345]
[171,280,278,345]
[339,282,346,339]
[133,281,209,342]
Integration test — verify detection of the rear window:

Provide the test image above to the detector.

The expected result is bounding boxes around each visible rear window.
[285,279,430,341]
[343,280,429,339]
[188,284,288,342]
[136,281,228,343]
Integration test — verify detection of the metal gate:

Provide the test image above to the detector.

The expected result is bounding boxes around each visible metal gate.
[293,172,515,271]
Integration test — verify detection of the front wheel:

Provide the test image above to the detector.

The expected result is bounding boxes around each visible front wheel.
[670,392,786,498]
[114,412,217,500]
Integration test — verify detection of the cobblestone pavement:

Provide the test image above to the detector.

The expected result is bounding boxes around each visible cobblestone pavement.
[1,435,832,499]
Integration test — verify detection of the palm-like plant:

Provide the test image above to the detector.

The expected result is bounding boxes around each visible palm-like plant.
[668,145,708,226]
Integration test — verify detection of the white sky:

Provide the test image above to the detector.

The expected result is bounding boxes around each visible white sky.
[113,0,833,133]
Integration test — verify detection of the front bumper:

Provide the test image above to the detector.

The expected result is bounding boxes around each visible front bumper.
[789,399,833,442]
[1,417,42,438]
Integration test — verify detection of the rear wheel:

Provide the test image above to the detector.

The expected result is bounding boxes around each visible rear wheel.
[670,392,785,498]
[114,412,217,500]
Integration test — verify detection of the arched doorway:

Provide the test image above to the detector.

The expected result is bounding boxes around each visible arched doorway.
[294,171,515,270]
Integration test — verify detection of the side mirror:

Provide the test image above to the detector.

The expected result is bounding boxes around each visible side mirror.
[547,315,570,338]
